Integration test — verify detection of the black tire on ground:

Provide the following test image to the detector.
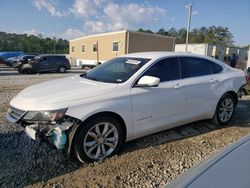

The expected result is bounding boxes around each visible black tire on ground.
[57,66,66,73]
[73,116,124,163]
[18,69,23,74]
[26,69,33,74]
[22,69,33,74]
[211,93,236,125]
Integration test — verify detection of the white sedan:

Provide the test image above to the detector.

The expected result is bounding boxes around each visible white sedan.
[6,52,247,163]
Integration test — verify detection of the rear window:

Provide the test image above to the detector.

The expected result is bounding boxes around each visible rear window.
[180,57,213,78]
[54,56,66,61]
[47,56,66,62]
[211,62,223,74]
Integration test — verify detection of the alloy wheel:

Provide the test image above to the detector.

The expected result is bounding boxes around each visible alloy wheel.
[218,98,234,123]
[83,122,119,160]
[59,66,66,73]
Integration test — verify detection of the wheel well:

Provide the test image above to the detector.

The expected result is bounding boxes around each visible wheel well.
[58,65,66,69]
[225,91,238,104]
[66,111,127,158]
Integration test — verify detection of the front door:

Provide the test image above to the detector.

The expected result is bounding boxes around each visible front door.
[131,57,186,138]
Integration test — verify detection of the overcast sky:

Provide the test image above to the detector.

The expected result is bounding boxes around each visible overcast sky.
[0,0,249,46]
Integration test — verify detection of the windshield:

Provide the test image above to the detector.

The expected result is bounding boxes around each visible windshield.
[81,57,150,83]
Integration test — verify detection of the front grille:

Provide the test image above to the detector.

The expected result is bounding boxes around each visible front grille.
[8,106,26,122]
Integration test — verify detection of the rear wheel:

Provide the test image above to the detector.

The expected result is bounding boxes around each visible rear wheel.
[18,69,23,74]
[21,68,32,74]
[212,93,236,125]
[73,117,124,163]
[58,66,66,73]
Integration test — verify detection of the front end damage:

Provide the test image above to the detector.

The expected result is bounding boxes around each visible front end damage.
[6,106,80,155]
[23,119,73,150]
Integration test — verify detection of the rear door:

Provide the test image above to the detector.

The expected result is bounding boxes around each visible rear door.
[131,57,186,137]
[46,56,56,71]
[179,57,217,119]
[49,56,63,71]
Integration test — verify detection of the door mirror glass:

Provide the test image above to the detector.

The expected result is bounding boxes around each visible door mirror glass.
[137,76,160,87]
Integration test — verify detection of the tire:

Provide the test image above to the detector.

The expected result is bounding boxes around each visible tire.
[73,116,124,163]
[18,69,23,74]
[26,69,33,74]
[212,93,236,125]
[57,66,66,73]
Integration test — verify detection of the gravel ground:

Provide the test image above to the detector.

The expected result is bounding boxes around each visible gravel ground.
[0,67,250,188]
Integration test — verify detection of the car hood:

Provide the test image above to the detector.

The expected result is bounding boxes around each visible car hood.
[10,75,117,111]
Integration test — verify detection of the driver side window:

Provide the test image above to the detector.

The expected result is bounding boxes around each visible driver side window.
[39,57,47,62]
[143,57,181,82]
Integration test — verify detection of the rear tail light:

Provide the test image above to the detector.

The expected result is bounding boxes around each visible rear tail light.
[66,58,70,64]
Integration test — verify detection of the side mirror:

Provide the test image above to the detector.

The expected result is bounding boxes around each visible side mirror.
[136,76,160,87]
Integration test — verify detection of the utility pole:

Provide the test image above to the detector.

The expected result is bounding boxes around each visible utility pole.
[185,3,192,52]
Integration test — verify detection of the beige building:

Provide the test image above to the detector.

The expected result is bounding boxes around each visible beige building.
[69,30,175,66]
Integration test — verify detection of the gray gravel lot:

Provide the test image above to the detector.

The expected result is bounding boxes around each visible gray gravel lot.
[0,67,250,188]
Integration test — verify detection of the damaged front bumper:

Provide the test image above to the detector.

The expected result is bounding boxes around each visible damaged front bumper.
[6,107,77,150]
[24,120,74,150]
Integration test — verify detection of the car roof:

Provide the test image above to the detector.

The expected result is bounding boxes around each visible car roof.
[121,51,202,59]
[38,54,66,57]
[121,51,226,66]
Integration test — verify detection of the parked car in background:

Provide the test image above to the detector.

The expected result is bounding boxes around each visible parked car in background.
[7,52,246,163]
[18,54,71,74]
[5,54,24,67]
[82,62,102,69]
[167,135,250,188]
[12,54,38,68]
[0,51,23,65]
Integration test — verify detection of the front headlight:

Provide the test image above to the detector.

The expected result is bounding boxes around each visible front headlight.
[23,108,67,122]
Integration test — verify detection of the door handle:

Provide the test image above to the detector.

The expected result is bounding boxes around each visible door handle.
[174,83,182,89]
[209,78,218,83]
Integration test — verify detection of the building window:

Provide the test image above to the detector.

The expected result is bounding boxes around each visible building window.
[81,45,86,53]
[71,46,75,53]
[93,44,97,52]
[113,42,119,52]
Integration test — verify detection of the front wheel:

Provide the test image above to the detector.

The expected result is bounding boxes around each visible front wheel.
[212,93,236,125]
[73,117,124,163]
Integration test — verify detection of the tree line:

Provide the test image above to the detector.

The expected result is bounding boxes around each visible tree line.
[0,32,69,54]
[138,26,235,46]
[0,27,247,54]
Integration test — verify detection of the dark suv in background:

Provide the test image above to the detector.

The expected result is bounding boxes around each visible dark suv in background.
[18,55,71,74]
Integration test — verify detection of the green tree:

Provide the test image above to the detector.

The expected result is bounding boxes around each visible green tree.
[137,26,235,46]
[0,31,69,54]
[156,28,168,36]
[137,28,154,33]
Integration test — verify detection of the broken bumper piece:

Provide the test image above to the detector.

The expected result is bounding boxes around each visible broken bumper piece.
[24,121,74,150]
